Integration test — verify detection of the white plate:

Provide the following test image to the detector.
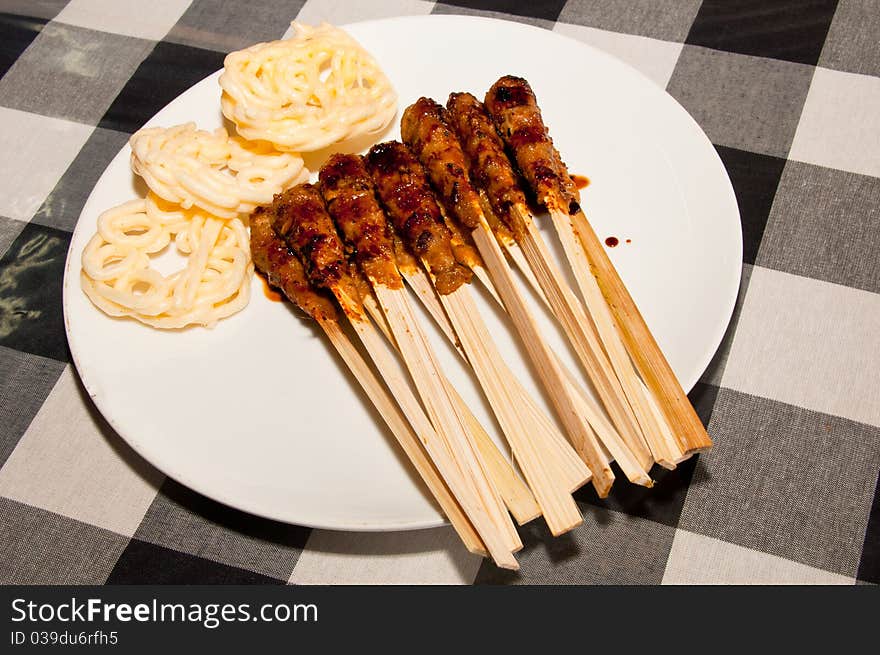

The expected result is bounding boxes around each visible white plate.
[63,15,741,531]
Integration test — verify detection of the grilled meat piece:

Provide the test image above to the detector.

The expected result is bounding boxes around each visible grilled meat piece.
[446,92,527,239]
[391,230,419,275]
[365,141,472,295]
[442,208,483,271]
[319,154,402,290]
[265,183,363,314]
[401,97,483,231]
[484,76,580,214]
[249,206,338,322]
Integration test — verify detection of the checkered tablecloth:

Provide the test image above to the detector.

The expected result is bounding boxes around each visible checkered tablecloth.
[0,0,877,586]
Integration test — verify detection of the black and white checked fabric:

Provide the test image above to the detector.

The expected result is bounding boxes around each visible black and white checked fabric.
[0,0,877,585]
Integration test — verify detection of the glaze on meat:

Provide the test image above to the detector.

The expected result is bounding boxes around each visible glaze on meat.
[319,154,402,290]
[485,76,580,214]
[365,141,472,295]
[249,206,338,322]
[446,92,528,239]
[264,183,363,314]
[401,97,483,231]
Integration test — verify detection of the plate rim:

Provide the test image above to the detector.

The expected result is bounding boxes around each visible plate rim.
[62,13,742,532]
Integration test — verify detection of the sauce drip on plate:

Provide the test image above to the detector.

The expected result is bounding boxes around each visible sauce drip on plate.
[258,272,283,302]
[570,174,590,190]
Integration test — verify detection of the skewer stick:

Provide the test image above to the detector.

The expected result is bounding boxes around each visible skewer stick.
[399,266,466,359]
[503,241,545,308]
[477,193,548,310]
[376,286,582,534]
[470,219,641,494]
[549,206,684,464]
[638,377,686,468]
[461,400,542,526]
[511,204,655,469]
[469,248,618,472]
[470,265,503,306]
[361,286,521,565]
[361,294,542,524]
[436,283,585,531]
[397,266,592,493]
[568,208,711,456]
[463,203,650,484]
[317,317,488,555]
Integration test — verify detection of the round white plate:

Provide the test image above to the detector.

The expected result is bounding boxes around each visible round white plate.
[63,15,741,531]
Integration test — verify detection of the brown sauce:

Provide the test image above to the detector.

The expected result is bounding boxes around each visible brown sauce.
[605,236,619,248]
[258,272,283,302]
[570,174,590,190]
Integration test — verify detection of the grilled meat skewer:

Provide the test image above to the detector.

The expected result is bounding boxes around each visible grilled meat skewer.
[320,153,542,528]
[402,99,656,494]
[446,92,529,239]
[265,183,522,568]
[447,91,665,468]
[364,141,472,295]
[484,75,580,215]
[267,183,364,318]
[251,205,338,322]
[486,75,710,458]
[373,133,599,511]
[319,154,402,290]
[249,208,490,556]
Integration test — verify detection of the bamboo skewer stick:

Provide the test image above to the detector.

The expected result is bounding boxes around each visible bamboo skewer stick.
[492,223,624,464]
[398,216,600,490]
[317,317,488,555]
[401,261,588,526]
[549,206,685,467]
[638,377,687,468]
[401,268,592,492]
[367,287,521,564]
[397,265,592,493]
[249,211,490,557]
[468,218,657,491]
[477,193,547,310]
[569,209,710,456]
[490,204,677,468]
[470,265,503,306]
[273,184,519,568]
[503,241,544,306]
[436,284,585,532]
[345,287,521,562]
[361,294,542,524]
[517,208,654,470]
[349,304,522,551]
[469,203,652,481]
[462,401,543,526]
[398,266,465,358]
[466,239,621,472]
[505,204,655,469]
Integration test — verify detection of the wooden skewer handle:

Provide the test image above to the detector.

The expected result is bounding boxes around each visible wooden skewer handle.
[469,221,615,497]
[401,268,590,493]
[361,292,541,525]
[318,318,488,556]
[570,209,712,454]
[371,286,521,568]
